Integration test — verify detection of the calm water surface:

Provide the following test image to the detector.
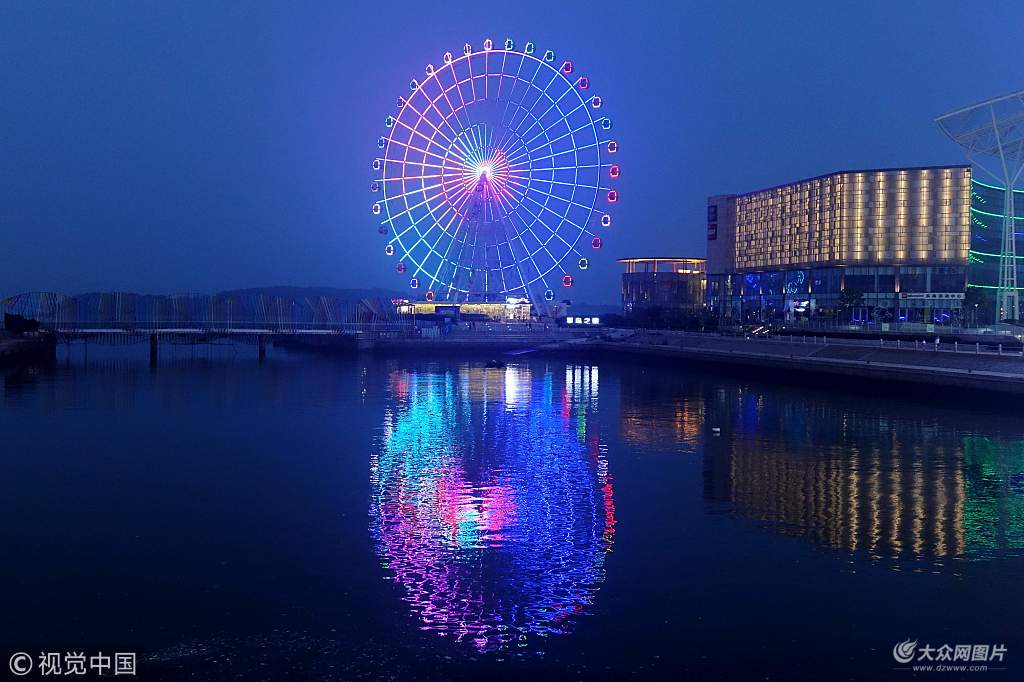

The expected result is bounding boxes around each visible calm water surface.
[3,346,1024,680]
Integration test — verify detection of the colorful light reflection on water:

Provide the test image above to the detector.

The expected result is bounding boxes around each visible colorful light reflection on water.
[369,363,614,651]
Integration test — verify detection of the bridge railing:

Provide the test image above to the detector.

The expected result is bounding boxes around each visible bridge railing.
[2,291,409,334]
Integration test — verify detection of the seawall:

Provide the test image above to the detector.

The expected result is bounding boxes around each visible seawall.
[585,332,1024,395]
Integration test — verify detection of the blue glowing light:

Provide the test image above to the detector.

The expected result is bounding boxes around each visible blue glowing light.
[370,366,615,651]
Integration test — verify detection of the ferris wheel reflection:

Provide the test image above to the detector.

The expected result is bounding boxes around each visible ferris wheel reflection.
[369,363,614,651]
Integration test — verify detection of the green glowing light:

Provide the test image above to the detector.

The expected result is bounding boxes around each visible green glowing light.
[972,179,1024,195]
[969,249,1024,259]
[971,207,1024,220]
[967,283,1024,290]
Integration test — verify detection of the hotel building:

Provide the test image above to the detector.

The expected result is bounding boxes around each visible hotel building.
[705,165,975,324]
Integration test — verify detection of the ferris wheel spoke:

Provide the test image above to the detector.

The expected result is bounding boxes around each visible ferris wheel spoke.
[382,173,445,185]
[394,185,472,265]
[502,98,566,168]
[506,63,557,132]
[516,163,606,174]
[458,223,480,299]
[377,45,614,301]
[425,73,475,158]
[490,190,540,291]
[506,95,597,164]
[404,200,465,277]
[521,194,589,253]
[425,207,470,290]
[441,85,475,141]
[509,173,608,197]
[421,80,472,155]
[518,139,606,166]
[494,68,559,143]
[502,178,590,252]
[382,141,451,168]
[520,93,585,148]
[491,128,521,160]
[446,224,472,297]
[510,132,605,170]
[468,124,484,156]
[499,64,532,132]
[501,57,543,131]
[443,59,475,139]
[502,205,563,287]
[494,48,511,103]
[382,178,452,227]
[398,98,463,156]
[491,224,511,294]
[499,180,561,243]
[391,118,460,165]
[434,107,471,162]
[483,50,490,101]
[518,86,580,151]
[466,51,478,107]
[391,117,453,162]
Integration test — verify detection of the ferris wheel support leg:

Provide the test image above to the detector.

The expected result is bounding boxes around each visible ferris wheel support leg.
[998,187,1019,321]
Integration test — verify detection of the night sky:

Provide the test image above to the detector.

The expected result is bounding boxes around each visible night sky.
[2,1,1022,304]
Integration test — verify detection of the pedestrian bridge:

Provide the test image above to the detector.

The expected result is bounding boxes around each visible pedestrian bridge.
[1,291,414,359]
[2,291,407,333]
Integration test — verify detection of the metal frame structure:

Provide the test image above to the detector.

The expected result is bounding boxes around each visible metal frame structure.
[371,39,618,308]
[2,291,404,336]
[937,89,1024,320]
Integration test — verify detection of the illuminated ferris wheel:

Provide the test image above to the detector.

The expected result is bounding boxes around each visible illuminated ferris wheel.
[371,38,618,304]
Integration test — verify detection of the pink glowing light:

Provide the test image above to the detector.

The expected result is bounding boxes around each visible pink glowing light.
[372,40,620,301]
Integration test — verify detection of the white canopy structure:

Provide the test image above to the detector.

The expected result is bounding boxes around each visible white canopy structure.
[937,90,1024,320]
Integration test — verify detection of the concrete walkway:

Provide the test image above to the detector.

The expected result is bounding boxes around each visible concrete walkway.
[590,331,1024,394]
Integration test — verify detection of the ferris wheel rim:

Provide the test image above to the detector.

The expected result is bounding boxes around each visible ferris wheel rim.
[372,41,616,299]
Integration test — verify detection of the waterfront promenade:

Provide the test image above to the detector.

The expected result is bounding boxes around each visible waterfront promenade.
[6,322,1024,394]
[587,330,1024,394]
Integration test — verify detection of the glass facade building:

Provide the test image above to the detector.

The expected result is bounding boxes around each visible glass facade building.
[618,258,706,313]
[706,165,986,324]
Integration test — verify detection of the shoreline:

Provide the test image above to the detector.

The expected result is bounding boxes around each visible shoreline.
[0,335,55,365]
[585,336,1024,395]
[368,330,1024,395]
[14,328,1024,395]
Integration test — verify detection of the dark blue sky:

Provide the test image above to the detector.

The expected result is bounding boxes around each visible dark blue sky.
[2,1,1021,304]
